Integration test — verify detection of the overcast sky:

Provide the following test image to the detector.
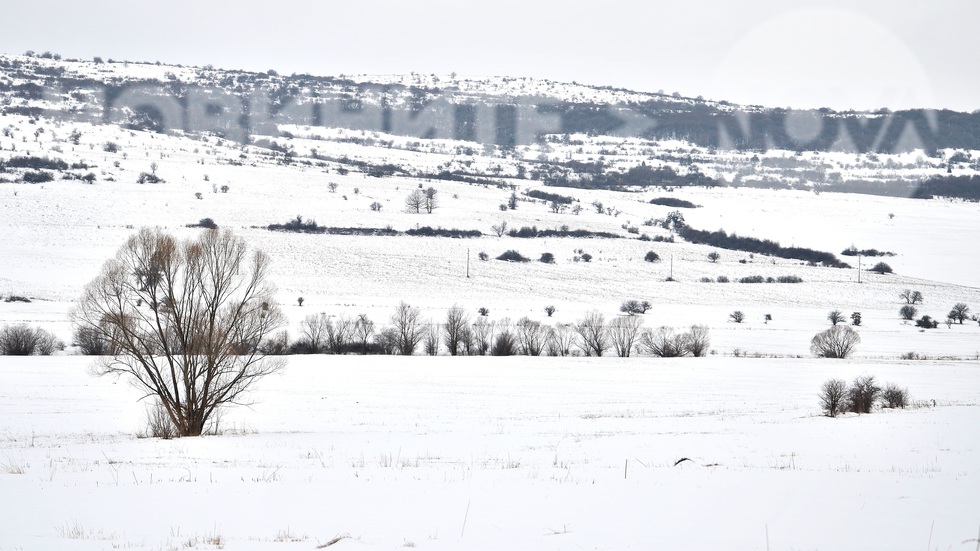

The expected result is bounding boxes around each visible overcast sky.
[2,0,977,112]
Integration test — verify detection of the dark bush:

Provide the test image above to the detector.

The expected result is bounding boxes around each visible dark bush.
[870,262,893,274]
[497,250,530,262]
[73,326,117,355]
[406,226,482,238]
[491,330,518,356]
[4,295,31,303]
[841,246,895,257]
[899,305,918,320]
[0,324,61,356]
[677,225,848,268]
[137,172,164,184]
[649,197,699,208]
[527,189,574,204]
[644,251,660,262]
[478,252,489,261]
[739,275,765,283]
[881,383,908,409]
[915,315,938,329]
[22,171,54,183]
[2,155,69,171]
[729,311,745,323]
[777,275,803,283]
[186,218,218,229]
[717,276,730,283]
[581,253,592,262]
[847,375,881,414]
[540,252,555,263]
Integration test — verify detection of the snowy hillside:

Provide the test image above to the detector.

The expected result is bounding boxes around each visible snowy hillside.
[1,52,979,551]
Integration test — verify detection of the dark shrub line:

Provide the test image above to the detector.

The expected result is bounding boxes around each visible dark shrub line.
[649,197,699,208]
[676,225,848,268]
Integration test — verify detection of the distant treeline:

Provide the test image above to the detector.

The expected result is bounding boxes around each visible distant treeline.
[507,226,621,239]
[526,189,575,204]
[676,225,848,268]
[542,163,719,190]
[912,175,980,202]
[649,197,699,208]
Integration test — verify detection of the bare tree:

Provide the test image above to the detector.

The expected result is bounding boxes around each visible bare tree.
[405,189,425,213]
[819,378,848,417]
[471,318,494,356]
[69,228,285,437]
[620,299,651,316]
[444,305,470,356]
[608,315,642,357]
[299,313,330,352]
[948,303,970,324]
[391,302,425,355]
[516,317,547,356]
[423,321,440,355]
[547,323,576,356]
[810,325,860,359]
[640,326,689,357]
[575,310,609,356]
[327,314,355,354]
[353,314,374,354]
[685,325,711,357]
[491,220,508,237]
[423,187,438,213]
[827,310,845,326]
[899,289,923,304]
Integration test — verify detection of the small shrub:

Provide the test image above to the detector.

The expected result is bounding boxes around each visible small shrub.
[478,251,489,261]
[811,325,860,358]
[497,250,530,262]
[580,253,592,262]
[187,218,217,229]
[103,141,119,153]
[915,315,938,329]
[850,312,862,326]
[699,276,713,283]
[544,305,556,317]
[739,275,765,284]
[137,172,164,184]
[870,262,893,274]
[22,171,54,183]
[717,275,730,283]
[490,330,518,356]
[707,252,720,263]
[847,375,881,413]
[644,251,660,262]
[477,307,489,316]
[540,252,555,264]
[370,202,382,211]
[899,305,918,320]
[620,299,651,315]
[4,295,31,303]
[827,310,845,326]
[881,383,908,409]
[220,185,229,193]
[729,311,745,323]
[819,378,849,417]
[777,275,803,283]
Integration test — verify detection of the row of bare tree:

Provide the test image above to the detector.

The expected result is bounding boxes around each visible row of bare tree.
[288,304,710,358]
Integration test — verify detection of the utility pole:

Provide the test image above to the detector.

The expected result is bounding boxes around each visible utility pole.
[466,248,470,278]
[857,255,861,284]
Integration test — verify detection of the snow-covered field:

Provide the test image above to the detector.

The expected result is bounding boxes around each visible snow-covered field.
[2,60,980,550]
[1,356,979,550]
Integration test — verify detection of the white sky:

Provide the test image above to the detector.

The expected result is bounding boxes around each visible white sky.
[2,0,977,112]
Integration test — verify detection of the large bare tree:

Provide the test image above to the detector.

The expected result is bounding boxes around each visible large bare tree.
[70,228,285,436]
